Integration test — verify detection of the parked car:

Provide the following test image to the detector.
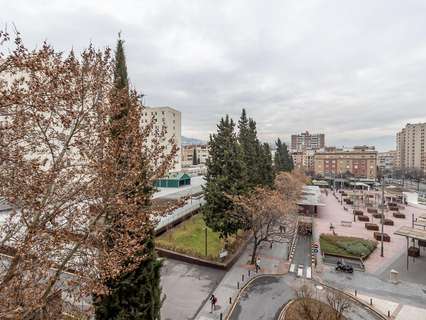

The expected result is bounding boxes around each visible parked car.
[335,260,354,273]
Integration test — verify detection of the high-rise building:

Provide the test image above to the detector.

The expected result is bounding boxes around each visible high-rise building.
[396,123,426,174]
[314,146,377,179]
[291,131,325,152]
[141,106,182,172]
[377,151,396,172]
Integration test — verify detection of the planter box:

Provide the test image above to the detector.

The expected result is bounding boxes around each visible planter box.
[408,246,420,257]
[389,206,399,211]
[374,232,390,242]
[373,213,384,219]
[418,240,426,247]
[383,219,394,226]
[353,210,364,216]
[367,208,378,214]
[365,223,379,231]
[358,215,370,222]
[393,212,406,219]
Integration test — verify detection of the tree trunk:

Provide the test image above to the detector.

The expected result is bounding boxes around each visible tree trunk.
[251,236,258,265]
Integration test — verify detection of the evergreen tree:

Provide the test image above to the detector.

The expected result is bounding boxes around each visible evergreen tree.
[203,115,247,238]
[238,109,262,187]
[258,143,275,187]
[95,36,162,320]
[192,146,198,165]
[274,138,294,172]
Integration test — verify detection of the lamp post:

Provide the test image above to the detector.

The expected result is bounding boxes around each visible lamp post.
[380,175,385,257]
[204,227,208,256]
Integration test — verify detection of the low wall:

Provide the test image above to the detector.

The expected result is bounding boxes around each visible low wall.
[157,233,252,270]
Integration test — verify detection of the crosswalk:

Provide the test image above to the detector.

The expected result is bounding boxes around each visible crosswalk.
[289,263,312,279]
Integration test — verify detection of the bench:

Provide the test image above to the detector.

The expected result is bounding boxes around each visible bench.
[374,232,390,242]
[389,206,399,211]
[341,220,352,227]
[358,215,370,222]
[393,212,406,219]
[383,219,394,226]
[353,210,363,216]
[365,223,379,231]
[367,207,378,214]
[373,213,384,219]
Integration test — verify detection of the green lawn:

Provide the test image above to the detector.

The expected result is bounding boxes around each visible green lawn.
[320,234,377,258]
[156,214,239,261]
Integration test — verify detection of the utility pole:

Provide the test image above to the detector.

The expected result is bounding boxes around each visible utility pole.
[380,175,385,257]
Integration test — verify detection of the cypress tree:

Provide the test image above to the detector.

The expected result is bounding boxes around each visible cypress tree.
[274,138,294,172]
[259,143,275,187]
[94,36,162,320]
[238,109,262,187]
[203,115,247,238]
[192,146,198,165]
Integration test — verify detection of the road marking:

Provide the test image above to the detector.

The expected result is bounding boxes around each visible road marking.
[306,267,312,279]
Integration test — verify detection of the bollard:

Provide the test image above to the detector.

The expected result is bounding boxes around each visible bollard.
[220,313,223,320]
[370,298,373,306]
[229,297,232,304]
[237,281,239,289]
[242,274,244,282]
[388,310,390,317]
[355,289,357,297]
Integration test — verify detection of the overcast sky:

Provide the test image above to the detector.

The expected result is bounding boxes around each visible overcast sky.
[2,0,426,151]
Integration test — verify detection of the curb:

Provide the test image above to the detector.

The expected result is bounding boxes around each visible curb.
[224,272,289,320]
[312,277,388,320]
[277,299,294,320]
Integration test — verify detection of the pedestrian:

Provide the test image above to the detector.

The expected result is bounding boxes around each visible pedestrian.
[256,256,261,272]
[210,294,217,313]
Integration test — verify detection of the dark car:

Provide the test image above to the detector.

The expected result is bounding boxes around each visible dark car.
[335,260,354,273]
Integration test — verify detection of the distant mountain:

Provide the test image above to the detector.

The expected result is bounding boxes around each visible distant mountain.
[182,136,206,146]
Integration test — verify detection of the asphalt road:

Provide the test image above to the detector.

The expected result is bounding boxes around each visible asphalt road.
[291,234,312,277]
[228,276,295,320]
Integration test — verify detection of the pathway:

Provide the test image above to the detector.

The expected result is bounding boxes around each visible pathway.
[195,239,289,319]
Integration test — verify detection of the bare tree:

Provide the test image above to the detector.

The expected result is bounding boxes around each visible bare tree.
[326,290,351,320]
[230,172,303,264]
[294,284,328,320]
[0,31,178,318]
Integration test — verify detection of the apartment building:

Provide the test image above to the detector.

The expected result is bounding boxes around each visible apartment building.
[314,146,377,179]
[292,149,315,172]
[182,144,209,166]
[378,151,396,172]
[291,131,325,152]
[396,123,426,174]
[141,106,182,172]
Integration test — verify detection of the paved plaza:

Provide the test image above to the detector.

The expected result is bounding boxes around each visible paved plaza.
[314,190,426,273]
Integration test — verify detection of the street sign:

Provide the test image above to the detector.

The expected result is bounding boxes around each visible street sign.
[312,248,319,254]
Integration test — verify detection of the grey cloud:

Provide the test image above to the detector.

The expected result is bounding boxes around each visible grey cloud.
[2,0,426,151]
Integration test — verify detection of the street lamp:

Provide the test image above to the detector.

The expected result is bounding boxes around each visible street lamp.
[380,175,385,257]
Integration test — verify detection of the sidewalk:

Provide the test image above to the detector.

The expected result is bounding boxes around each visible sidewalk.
[195,239,289,319]
[346,291,426,320]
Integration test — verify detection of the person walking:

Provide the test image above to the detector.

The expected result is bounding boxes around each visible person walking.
[209,294,217,313]
[256,256,261,273]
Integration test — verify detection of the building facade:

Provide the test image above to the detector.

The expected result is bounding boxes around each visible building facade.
[378,151,396,172]
[314,146,378,179]
[182,144,209,166]
[396,123,426,174]
[141,106,182,172]
[292,149,315,172]
[291,131,325,152]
